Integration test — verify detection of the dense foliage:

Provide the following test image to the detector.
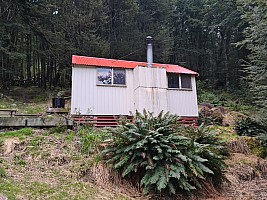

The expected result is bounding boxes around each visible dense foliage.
[236,0,267,120]
[102,111,226,195]
[0,0,248,90]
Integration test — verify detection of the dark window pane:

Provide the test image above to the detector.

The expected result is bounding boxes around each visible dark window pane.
[167,73,179,88]
[97,68,111,84]
[181,74,192,89]
[113,69,126,85]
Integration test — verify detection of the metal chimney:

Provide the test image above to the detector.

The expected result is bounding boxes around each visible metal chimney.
[146,36,153,67]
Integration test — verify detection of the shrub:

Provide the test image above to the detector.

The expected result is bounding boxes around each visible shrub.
[235,118,267,137]
[243,137,266,158]
[235,118,267,157]
[102,111,226,196]
[198,91,222,106]
[176,124,227,187]
[180,125,225,152]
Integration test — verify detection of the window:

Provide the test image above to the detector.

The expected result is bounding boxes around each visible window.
[97,68,112,84]
[181,74,192,89]
[97,68,126,85]
[167,73,192,89]
[113,69,126,84]
[167,73,179,88]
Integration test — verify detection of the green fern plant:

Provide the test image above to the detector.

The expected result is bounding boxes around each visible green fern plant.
[102,110,226,195]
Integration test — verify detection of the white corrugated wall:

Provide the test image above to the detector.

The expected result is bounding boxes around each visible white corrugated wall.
[71,65,198,117]
[167,77,198,117]
[133,66,168,115]
[71,65,134,115]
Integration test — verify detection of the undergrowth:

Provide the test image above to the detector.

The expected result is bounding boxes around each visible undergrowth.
[197,81,252,113]
[102,111,226,196]
[235,118,267,157]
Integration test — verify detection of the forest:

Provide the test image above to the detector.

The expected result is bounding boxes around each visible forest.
[0,0,265,89]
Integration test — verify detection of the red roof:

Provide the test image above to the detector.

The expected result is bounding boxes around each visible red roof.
[72,55,198,75]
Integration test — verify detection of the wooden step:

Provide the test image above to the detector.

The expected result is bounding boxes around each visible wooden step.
[72,115,197,127]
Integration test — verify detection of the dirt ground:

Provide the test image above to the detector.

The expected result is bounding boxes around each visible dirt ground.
[219,153,267,200]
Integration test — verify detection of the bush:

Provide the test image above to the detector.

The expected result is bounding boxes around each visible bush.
[180,125,225,151]
[235,118,267,157]
[102,111,226,196]
[235,118,267,137]
[178,124,227,187]
[243,137,266,158]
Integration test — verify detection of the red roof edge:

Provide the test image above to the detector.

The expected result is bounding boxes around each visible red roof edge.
[72,55,198,75]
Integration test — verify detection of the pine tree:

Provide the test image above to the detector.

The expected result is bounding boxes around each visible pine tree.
[237,0,267,120]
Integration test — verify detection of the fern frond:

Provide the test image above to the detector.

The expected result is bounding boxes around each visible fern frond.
[197,162,214,175]
[114,155,130,169]
[122,163,135,177]
[155,166,168,191]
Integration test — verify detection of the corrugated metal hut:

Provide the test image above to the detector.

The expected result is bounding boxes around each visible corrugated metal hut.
[71,37,199,122]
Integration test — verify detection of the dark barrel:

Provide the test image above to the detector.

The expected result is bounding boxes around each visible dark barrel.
[52,97,65,108]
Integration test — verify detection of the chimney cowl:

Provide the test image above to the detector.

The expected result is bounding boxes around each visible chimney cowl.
[146,36,153,45]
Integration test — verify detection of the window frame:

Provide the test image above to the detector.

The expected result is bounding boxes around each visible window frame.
[167,73,192,90]
[96,67,126,87]
[180,74,192,89]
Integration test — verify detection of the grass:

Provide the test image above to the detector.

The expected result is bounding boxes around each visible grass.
[0,86,72,115]
[78,126,112,154]
[0,128,133,200]
[0,179,21,200]
[0,167,7,178]
[0,177,99,200]
[49,125,67,134]
[0,98,48,114]
[209,125,239,142]
[64,131,75,143]
[13,155,26,166]
[0,128,33,138]
[0,86,58,114]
